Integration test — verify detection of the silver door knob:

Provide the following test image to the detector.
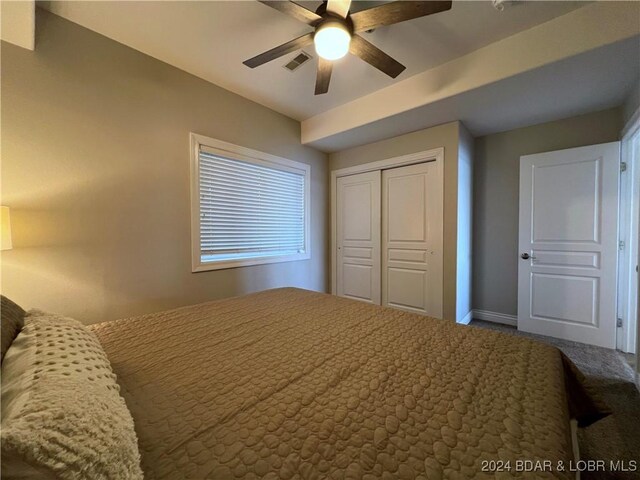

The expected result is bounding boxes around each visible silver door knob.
[521,253,536,260]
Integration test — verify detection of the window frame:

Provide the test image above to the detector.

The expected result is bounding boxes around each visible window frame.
[190,133,311,272]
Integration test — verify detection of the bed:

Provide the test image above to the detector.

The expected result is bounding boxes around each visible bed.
[87,287,607,479]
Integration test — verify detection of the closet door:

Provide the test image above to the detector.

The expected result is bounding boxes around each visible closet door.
[336,171,381,304]
[382,162,443,317]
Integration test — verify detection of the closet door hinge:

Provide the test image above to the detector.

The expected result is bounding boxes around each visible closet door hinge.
[621,162,627,173]
[617,318,623,328]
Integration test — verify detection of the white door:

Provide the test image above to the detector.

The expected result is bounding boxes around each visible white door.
[382,162,443,318]
[518,142,620,348]
[336,171,381,304]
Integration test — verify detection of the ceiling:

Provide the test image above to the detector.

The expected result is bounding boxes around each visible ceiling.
[309,36,640,151]
[41,1,586,121]
[300,0,640,150]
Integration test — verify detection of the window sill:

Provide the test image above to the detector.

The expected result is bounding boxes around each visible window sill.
[192,252,311,272]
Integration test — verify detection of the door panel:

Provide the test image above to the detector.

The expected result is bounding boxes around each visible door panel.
[388,175,425,242]
[387,268,427,310]
[531,273,598,326]
[532,251,600,269]
[342,264,376,301]
[532,159,600,243]
[388,249,427,263]
[342,247,372,259]
[336,171,381,304]
[343,182,374,240]
[518,142,619,348]
[382,162,443,318]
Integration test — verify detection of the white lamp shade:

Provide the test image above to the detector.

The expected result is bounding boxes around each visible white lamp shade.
[1,206,12,250]
[314,22,351,61]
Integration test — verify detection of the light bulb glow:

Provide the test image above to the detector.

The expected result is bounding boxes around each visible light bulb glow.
[314,23,351,61]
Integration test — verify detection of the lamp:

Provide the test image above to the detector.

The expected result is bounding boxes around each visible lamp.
[314,19,351,61]
[1,206,12,250]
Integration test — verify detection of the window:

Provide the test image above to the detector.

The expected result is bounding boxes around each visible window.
[190,133,310,272]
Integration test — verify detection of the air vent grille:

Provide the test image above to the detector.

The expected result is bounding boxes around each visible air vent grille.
[284,52,312,72]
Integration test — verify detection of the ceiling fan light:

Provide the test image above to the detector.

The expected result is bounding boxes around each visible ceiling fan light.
[314,23,351,61]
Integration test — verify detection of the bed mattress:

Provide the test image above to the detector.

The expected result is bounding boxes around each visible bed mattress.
[90,288,607,479]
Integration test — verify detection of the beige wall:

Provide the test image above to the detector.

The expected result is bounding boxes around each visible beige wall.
[473,107,623,316]
[623,79,640,127]
[0,10,329,324]
[329,122,461,321]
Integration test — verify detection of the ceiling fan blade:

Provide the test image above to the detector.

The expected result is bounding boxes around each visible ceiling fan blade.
[351,1,452,32]
[326,0,352,19]
[243,33,314,68]
[257,1,322,25]
[350,35,405,78]
[315,57,333,95]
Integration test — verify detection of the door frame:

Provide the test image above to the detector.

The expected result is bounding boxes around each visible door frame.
[619,108,640,354]
[330,147,444,295]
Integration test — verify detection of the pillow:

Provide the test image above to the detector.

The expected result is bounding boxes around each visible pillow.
[1,296,25,364]
[1,310,143,480]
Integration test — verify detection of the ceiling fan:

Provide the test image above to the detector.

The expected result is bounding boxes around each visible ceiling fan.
[243,1,453,95]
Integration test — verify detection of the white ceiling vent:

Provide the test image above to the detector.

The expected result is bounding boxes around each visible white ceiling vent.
[283,52,312,72]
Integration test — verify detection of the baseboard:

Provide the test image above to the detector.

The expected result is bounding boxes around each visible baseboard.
[457,310,473,325]
[472,309,518,327]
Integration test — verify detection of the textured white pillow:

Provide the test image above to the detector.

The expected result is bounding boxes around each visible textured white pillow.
[1,310,143,479]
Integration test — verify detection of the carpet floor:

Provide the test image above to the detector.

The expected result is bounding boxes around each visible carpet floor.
[470,320,640,479]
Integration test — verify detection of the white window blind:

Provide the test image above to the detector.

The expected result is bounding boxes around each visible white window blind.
[191,134,310,271]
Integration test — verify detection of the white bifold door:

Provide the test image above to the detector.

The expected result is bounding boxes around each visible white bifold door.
[336,162,443,317]
[518,142,620,348]
[336,171,381,304]
[382,163,443,317]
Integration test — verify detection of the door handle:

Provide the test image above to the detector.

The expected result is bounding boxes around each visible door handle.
[520,253,536,260]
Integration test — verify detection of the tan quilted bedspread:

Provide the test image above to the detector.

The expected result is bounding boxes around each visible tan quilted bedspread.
[90,288,607,479]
